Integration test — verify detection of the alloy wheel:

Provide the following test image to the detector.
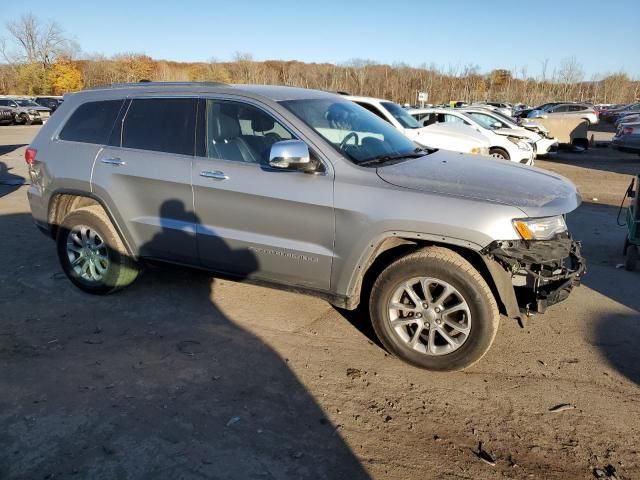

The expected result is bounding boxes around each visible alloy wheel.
[388,277,471,355]
[66,225,110,282]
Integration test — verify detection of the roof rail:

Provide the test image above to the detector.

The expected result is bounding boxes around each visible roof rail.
[87,81,229,90]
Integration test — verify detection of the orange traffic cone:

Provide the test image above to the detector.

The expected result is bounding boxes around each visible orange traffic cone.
[589,134,595,147]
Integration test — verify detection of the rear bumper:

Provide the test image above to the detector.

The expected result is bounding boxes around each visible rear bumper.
[27,184,51,236]
[482,235,585,316]
[612,136,640,153]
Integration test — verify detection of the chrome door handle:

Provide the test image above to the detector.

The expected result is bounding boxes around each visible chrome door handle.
[101,157,125,166]
[200,170,228,180]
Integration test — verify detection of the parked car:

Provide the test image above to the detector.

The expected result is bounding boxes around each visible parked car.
[344,95,491,155]
[514,102,567,119]
[471,102,513,117]
[25,82,585,371]
[612,123,640,154]
[34,96,64,112]
[0,97,49,124]
[461,108,559,156]
[614,106,640,127]
[616,113,640,127]
[602,103,640,123]
[408,107,536,164]
[0,106,14,125]
[528,103,599,125]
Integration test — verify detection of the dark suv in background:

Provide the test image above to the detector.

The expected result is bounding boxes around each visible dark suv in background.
[25,82,584,371]
[35,96,64,113]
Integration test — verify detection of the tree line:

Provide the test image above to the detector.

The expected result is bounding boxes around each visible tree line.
[1,14,638,106]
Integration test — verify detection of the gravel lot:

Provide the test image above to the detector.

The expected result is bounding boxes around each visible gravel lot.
[1,125,639,479]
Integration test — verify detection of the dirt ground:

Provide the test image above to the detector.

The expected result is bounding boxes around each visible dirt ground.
[1,125,639,480]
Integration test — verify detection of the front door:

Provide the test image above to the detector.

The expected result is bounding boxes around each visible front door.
[192,98,334,290]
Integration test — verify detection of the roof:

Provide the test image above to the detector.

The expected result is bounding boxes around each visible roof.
[344,94,388,103]
[82,82,338,102]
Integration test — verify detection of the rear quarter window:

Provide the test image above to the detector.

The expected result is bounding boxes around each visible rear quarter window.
[59,100,123,144]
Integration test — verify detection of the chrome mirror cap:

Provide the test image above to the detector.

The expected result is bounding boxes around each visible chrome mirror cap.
[269,140,312,170]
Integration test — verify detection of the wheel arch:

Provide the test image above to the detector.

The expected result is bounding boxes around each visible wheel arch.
[47,189,137,259]
[345,233,520,320]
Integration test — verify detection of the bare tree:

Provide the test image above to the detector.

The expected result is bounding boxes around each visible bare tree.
[3,13,74,68]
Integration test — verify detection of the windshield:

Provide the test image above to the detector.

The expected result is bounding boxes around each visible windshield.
[485,110,517,126]
[280,98,427,165]
[380,101,421,129]
[467,112,501,130]
[15,99,41,107]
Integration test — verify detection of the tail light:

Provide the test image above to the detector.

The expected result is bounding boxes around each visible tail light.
[25,147,37,165]
[622,127,633,136]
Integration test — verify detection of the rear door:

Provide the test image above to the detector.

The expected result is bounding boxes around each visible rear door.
[192,98,334,290]
[91,97,199,264]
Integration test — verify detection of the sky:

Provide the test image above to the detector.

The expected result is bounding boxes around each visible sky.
[1,0,639,78]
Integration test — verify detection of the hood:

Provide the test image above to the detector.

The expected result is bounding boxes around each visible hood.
[493,127,534,139]
[376,151,581,217]
[412,123,488,144]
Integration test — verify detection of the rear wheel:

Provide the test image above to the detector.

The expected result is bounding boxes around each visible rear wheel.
[56,206,139,294]
[489,148,510,160]
[369,246,500,371]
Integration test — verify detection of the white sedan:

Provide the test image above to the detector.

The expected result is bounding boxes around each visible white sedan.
[408,107,536,165]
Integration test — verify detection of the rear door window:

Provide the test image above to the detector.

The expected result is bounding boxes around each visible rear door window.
[59,100,124,144]
[121,98,197,155]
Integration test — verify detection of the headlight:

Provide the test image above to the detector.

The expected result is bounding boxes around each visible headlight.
[512,216,567,240]
[28,109,37,114]
[507,136,531,150]
[470,147,481,154]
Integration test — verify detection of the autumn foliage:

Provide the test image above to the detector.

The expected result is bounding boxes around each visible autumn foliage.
[1,15,638,105]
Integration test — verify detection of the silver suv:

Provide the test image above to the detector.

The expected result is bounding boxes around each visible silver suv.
[26,82,585,370]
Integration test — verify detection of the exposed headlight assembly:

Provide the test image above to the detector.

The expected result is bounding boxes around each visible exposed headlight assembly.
[507,136,531,150]
[512,216,567,240]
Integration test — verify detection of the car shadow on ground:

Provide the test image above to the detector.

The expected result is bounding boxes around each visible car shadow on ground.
[0,203,370,480]
[593,312,640,386]
[0,161,26,198]
[569,202,640,311]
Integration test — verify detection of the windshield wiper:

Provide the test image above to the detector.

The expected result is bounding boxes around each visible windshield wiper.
[358,147,431,166]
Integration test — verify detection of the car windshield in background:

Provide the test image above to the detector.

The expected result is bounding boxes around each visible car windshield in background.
[15,99,42,107]
[467,112,500,129]
[280,99,427,165]
[380,101,422,129]
[485,110,517,126]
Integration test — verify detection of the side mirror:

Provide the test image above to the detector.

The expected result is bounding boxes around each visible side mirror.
[269,140,313,171]
[492,121,502,128]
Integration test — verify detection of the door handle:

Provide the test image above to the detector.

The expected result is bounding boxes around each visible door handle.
[200,170,228,180]
[101,157,125,166]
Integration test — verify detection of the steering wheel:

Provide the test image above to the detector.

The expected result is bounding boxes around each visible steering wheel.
[340,131,359,149]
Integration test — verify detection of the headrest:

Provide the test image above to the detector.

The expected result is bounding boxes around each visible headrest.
[213,113,240,140]
[251,115,275,132]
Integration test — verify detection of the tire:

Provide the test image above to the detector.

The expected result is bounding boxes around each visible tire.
[13,114,24,125]
[56,205,139,294]
[624,244,638,272]
[489,148,510,160]
[369,246,500,371]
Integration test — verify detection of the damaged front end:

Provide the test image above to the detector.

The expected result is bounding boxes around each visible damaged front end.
[481,232,585,317]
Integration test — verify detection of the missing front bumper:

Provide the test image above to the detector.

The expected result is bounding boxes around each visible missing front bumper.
[482,234,585,315]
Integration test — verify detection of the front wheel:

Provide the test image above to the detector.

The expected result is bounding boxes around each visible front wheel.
[56,205,139,294]
[489,148,510,160]
[369,247,500,371]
